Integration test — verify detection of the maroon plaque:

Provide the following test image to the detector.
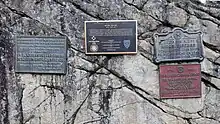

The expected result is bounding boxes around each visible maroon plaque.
[159,64,201,99]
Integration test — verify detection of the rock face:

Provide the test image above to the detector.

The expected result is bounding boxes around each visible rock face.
[0,0,220,124]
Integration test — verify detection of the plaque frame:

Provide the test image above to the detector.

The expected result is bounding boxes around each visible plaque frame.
[84,20,137,55]
[15,35,67,74]
[154,28,204,63]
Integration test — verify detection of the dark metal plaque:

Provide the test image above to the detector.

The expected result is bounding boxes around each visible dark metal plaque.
[154,28,203,63]
[85,20,137,54]
[159,64,201,99]
[15,36,67,74]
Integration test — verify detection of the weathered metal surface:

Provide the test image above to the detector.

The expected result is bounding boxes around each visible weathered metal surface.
[154,28,203,63]
[85,20,137,54]
[15,36,67,74]
[159,64,201,99]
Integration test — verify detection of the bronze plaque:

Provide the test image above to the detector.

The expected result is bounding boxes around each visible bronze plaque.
[160,64,201,99]
[15,36,67,74]
[85,20,137,54]
[154,28,203,63]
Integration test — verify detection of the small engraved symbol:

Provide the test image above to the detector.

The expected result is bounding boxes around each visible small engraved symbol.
[90,43,98,52]
[123,40,130,49]
[91,36,96,40]
[177,66,184,73]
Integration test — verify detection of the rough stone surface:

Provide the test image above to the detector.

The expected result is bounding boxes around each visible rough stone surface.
[0,0,220,124]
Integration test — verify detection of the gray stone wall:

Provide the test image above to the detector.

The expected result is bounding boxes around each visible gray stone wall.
[0,0,220,124]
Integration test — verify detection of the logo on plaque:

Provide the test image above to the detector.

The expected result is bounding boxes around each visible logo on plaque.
[123,40,130,49]
[154,28,203,63]
[90,43,99,52]
[85,20,137,54]
[177,66,184,73]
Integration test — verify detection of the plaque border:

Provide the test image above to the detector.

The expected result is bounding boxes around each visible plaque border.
[159,63,201,99]
[154,28,204,63]
[84,20,137,55]
[15,35,67,74]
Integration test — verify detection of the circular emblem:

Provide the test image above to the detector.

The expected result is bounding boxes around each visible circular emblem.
[90,43,98,52]
[177,66,184,73]
[173,29,183,40]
